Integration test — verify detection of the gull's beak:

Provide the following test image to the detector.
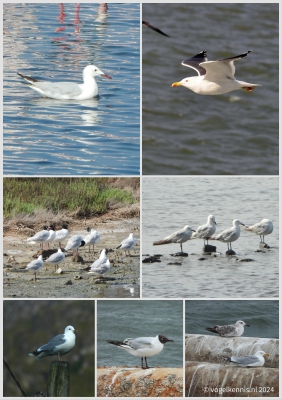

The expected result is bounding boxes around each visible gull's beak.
[74,329,78,333]
[245,324,250,327]
[101,73,112,79]
[171,82,182,87]
[265,353,269,357]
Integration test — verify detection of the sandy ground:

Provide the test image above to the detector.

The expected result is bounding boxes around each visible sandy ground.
[3,208,140,298]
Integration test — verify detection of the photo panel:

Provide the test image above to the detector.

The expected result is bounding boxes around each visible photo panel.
[142,176,278,298]
[185,300,278,397]
[97,299,183,397]
[3,299,95,397]
[3,177,140,299]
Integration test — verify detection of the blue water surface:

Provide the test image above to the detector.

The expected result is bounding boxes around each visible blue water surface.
[4,3,140,175]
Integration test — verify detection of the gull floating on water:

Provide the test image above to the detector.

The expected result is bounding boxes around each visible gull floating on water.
[153,225,195,252]
[191,215,217,245]
[209,219,245,250]
[17,65,112,100]
[142,20,169,37]
[244,219,273,243]
[172,50,261,95]
[116,233,136,256]
[107,334,174,369]
[225,350,269,367]
[28,325,77,361]
[25,255,44,281]
[205,320,250,337]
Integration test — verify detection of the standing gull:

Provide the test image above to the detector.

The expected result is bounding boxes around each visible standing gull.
[53,224,69,249]
[89,249,110,278]
[83,227,100,253]
[205,320,250,337]
[191,215,217,245]
[28,325,77,361]
[17,65,112,100]
[116,233,136,256]
[25,255,44,281]
[26,226,54,250]
[65,235,85,256]
[107,334,174,369]
[172,50,261,95]
[244,219,273,243]
[225,350,269,367]
[209,219,245,250]
[153,225,195,252]
[45,248,65,271]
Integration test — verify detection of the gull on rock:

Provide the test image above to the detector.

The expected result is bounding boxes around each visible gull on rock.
[191,215,217,245]
[209,219,245,250]
[244,219,273,243]
[225,350,269,367]
[17,65,112,100]
[205,320,250,337]
[172,50,261,95]
[107,334,174,369]
[116,233,136,256]
[153,225,195,252]
[28,325,77,361]
[25,255,44,281]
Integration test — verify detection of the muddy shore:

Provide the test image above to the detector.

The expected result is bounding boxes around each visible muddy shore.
[3,207,140,299]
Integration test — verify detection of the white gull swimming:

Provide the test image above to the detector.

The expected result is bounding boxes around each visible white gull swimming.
[172,50,261,95]
[17,65,112,100]
[153,225,195,252]
[205,320,250,337]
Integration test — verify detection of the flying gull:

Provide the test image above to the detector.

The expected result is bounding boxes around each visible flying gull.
[107,334,174,369]
[209,219,245,250]
[244,219,273,243]
[142,20,169,37]
[28,325,77,361]
[153,225,195,252]
[191,215,217,245]
[17,65,112,100]
[225,350,269,367]
[205,320,250,337]
[172,50,261,95]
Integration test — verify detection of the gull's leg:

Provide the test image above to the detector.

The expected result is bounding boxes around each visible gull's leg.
[180,243,183,252]
[145,356,149,369]
[141,357,143,369]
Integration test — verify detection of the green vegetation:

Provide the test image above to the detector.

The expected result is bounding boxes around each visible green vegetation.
[4,178,138,218]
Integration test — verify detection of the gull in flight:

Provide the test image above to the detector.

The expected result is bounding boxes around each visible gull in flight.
[172,50,261,95]
[17,65,112,100]
[142,20,169,37]
[153,225,195,252]
[205,320,250,337]
[107,334,174,369]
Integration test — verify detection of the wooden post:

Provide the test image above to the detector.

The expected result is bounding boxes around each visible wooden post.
[47,361,70,397]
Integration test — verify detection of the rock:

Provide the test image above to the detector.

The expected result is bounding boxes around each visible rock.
[64,280,72,285]
[170,252,188,257]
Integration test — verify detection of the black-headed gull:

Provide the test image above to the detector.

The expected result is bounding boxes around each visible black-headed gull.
[28,325,77,361]
[65,235,85,256]
[205,320,250,337]
[116,233,136,256]
[53,224,69,249]
[17,65,112,100]
[153,225,195,252]
[25,255,44,281]
[45,248,65,271]
[107,334,174,369]
[83,227,100,253]
[172,50,261,95]
[26,225,55,250]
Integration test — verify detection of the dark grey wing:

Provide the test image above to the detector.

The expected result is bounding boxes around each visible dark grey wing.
[142,20,169,37]
[181,50,207,76]
[218,50,251,62]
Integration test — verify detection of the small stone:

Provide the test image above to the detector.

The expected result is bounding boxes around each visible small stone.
[64,280,72,285]
[74,275,82,280]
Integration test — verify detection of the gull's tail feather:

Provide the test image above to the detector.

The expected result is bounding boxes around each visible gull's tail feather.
[153,239,172,246]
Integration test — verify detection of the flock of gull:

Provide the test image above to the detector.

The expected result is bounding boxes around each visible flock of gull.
[153,215,273,253]
[25,224,136,281]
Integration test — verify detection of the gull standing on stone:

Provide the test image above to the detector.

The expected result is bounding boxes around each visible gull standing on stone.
[244,219,273,243]
[191,215,217,245]
[225,350,269,367]
[209,219,245,250]
[153,225,195,252]
[205,320,250,337]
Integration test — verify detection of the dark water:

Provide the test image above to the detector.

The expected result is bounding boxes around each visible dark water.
[4,3,140,175]
[185,300,279,339]
[97,300,183,368]
[142,177,278,298]
[142,3,278,175]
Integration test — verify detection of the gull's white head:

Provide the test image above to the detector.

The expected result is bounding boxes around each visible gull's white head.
[83,65,112,79]
[233,219,245,227]
[65,325,77,334]
[208,215,217,225]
